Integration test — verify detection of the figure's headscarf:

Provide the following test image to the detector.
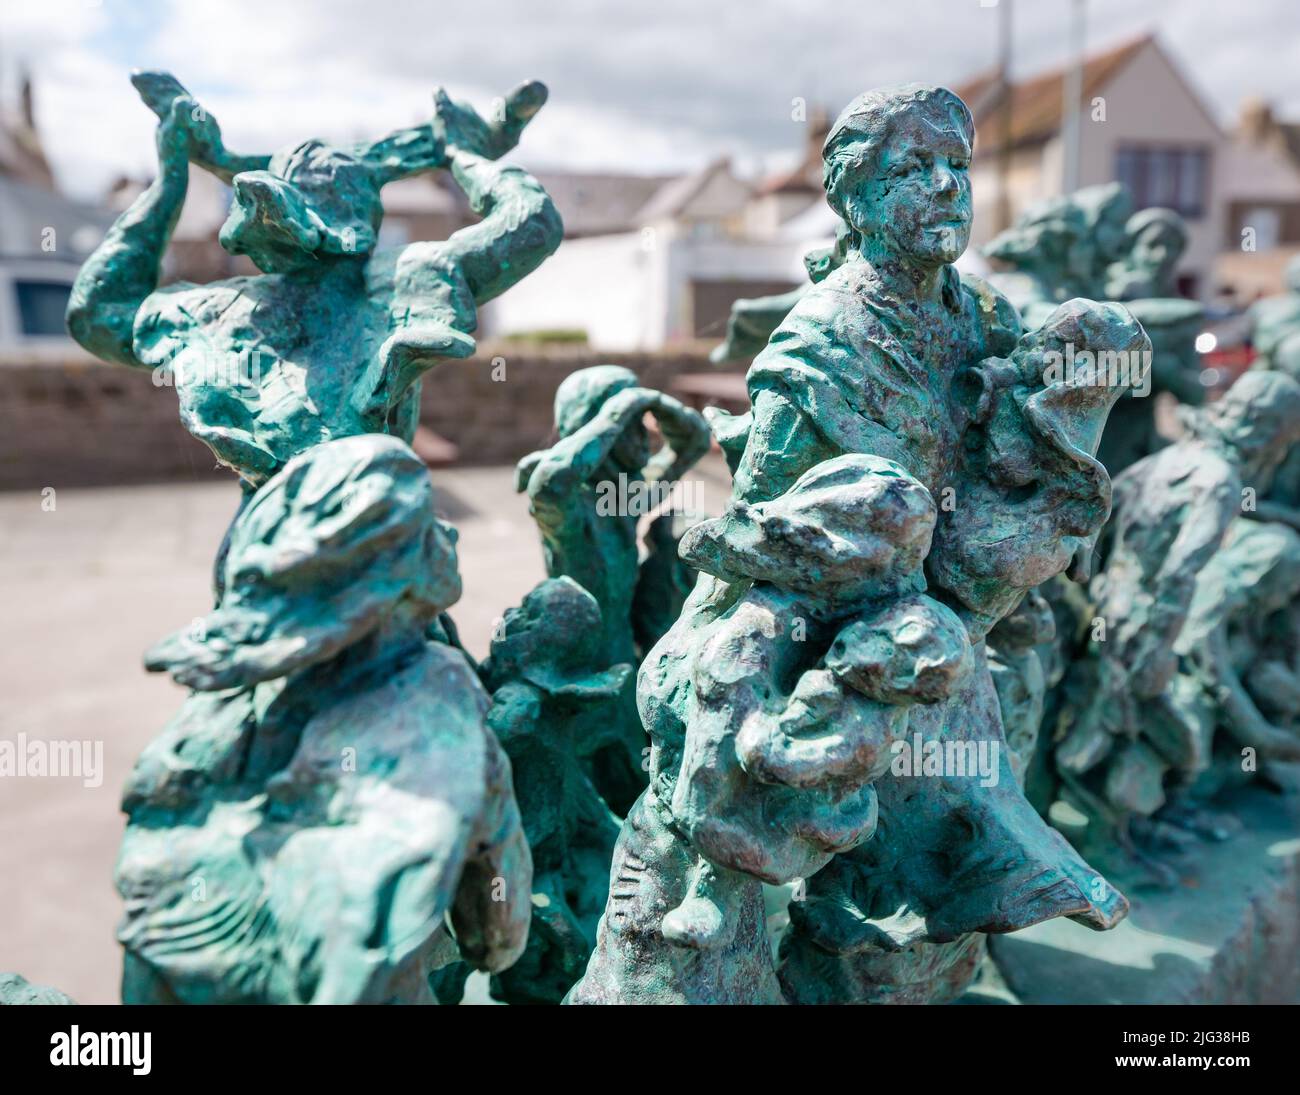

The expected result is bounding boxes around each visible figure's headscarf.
[554,365,639,438]
[146,434,459,689]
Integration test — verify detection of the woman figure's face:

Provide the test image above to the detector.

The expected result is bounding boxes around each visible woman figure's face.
[850,113,973,269]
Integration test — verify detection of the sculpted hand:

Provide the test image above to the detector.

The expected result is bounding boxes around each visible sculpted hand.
[133,72,225,165]
[601,385,661,423]
[432,81,548,161]
[525,386,659,507]
[153,98,190,168]
[643,392,710,481]
[131,70,266,181]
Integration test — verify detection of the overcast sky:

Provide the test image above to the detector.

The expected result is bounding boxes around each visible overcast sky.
[5,0,1300,199]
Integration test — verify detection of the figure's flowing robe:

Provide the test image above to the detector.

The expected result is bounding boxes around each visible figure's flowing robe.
[725,259,1127,971]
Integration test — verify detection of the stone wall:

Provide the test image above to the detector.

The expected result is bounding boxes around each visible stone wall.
[0,346,736,491]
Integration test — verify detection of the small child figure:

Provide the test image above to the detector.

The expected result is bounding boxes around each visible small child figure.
[928,298,1150,639]
[645,454,973,949]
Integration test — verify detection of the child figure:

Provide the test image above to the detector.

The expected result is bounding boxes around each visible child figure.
[644,454,974,949]
[928,298,1150,639]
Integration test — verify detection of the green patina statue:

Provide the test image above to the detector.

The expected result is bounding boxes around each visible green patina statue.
[67,70,562,492]
[479,578,632,1003]
[1049,370,1300,885]
[778,297,1142,1004]
[982,182,1133,326]
[63,69,567,1005]
[983,182,1205,476]
[571,85,1133,1006]
[977,185,1208,855]
[432,576,634,1005]
[515,366,711,814]
[1173,518,1300,787]
[116,435,533,1003]
[58,64,1248,1008]
[0,974,75,1005]
[1248,257,1300,514]
[436,368,714,1005]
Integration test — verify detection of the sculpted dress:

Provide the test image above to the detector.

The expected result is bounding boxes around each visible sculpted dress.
[744,259,1127,1003]
[572,253,1128,1004]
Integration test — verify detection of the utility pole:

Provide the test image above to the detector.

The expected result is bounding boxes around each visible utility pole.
[1060,0,1087,194]
[994,0,1014,233]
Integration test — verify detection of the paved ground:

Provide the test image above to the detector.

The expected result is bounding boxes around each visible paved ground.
[0,457,731,1003]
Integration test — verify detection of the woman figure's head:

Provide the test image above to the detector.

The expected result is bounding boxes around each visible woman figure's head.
[822,84,974,270]
[554,365,650,475]
[220,141,385,274]
[146,434,461,690]
[1120,208,1187,292]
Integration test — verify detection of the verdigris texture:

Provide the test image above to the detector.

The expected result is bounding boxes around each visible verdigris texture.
[981,182,1133,327]
[1050,370,1300,885]
[116,435,533,1003]
[982,182,1204,475]
[570,455,975,1004]
[67,70,562,490]
[778,298,1142,1004]
[1248,257,1300,514]
[0,974,75,1004]
[434,577,633,1005]
[482,578,631,1003]
[516,366,710,814]
[571,84,1132,1006]
[64,69,561,1005]
[419,368,714,1003]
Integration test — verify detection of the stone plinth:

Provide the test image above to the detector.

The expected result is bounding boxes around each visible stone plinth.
[990,775,1300,1004]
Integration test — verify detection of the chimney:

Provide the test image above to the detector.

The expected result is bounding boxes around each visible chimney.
[807,105,831,156]
[802,105,831,187]
[19,72,36,131]
[1238,97,1274,144]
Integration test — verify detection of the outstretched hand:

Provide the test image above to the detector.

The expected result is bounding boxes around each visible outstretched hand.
[432,80,548,161]
[131,70,267,182]
[642,392,711,483]
[133,71,225,165]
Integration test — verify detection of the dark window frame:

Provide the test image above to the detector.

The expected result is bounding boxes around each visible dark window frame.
[1114,142,1211,220]
[12,278,74,337]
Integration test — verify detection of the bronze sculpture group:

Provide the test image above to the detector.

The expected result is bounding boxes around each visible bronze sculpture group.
[12,65,1297,1007]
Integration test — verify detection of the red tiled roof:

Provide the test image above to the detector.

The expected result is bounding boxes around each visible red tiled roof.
[954,33,1152,154]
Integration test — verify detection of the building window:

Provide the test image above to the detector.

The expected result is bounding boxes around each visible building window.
[1114,145,1210,219]
[1241,207,1281,250]
[14,280,73,337]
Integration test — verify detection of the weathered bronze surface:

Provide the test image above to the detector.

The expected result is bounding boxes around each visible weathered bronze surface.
[572,84,1132,1005]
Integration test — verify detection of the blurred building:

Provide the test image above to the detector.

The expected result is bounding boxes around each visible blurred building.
[1214,98,1300,300]
[0,73,113,354]
[960,34,1222,297]
[960,32,1300,303]
[485,118,836,350]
